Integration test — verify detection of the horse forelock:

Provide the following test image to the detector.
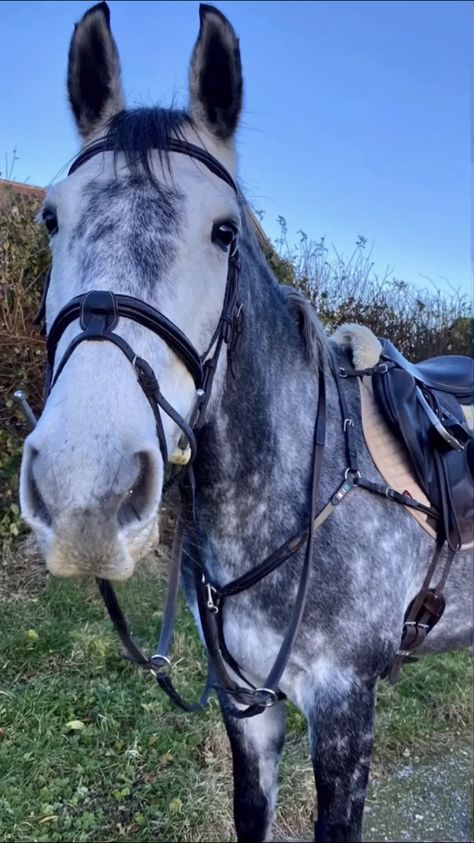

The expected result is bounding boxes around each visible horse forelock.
[104,106,193,182]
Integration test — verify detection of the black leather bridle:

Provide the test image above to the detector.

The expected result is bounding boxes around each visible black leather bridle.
[37,136,335,718]
[41,138,242,469]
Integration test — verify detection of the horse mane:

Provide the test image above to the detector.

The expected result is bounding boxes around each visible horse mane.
[279,285,327,364]
[240,206,326,364]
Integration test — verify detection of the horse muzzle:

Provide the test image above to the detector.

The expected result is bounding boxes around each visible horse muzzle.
[20,434,161,580]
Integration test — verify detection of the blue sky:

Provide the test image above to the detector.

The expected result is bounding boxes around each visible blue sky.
[0,0,472,294]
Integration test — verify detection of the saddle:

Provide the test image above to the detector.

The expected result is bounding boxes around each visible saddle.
[372,339,474,551]
[333,323,473,679]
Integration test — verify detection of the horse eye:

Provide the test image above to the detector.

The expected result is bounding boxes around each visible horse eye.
[42,208,58,236]
[212,222,237,252]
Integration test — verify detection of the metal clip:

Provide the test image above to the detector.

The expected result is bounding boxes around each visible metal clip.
[169,445,191,466]
[344,467,361,481]
[343,418,354,431]
[202,577,219,614]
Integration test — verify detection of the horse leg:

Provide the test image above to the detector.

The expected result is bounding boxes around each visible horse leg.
[219,695,287,843]
[308,676,377,842]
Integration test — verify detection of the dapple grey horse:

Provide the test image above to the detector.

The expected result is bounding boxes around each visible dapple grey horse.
[20,3,472,840]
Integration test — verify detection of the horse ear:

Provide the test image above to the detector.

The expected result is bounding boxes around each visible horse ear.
[67,1,124,140]
[189,4,243,142]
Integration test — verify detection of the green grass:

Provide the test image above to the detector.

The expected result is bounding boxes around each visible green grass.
[0,563,471,842]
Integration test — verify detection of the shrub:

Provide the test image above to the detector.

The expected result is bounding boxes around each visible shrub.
[267,217,472,360]
[0,186,48,540]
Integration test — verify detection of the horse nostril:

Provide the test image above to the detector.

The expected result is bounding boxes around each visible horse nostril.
[24,448,52,527]
[118,452,155,528]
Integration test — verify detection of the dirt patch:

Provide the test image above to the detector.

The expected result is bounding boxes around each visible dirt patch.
[0,535,48,600]
[364,742,473,842]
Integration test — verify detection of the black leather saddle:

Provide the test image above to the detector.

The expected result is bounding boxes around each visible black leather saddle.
[372,339,474,550]
[380,339,473,402]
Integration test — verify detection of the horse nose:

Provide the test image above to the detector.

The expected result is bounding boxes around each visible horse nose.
[21,444,159,531]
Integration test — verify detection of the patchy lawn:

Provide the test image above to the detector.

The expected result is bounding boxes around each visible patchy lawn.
[0,545,471,842]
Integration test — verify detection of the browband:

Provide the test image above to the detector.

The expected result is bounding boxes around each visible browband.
[68,137,238,193]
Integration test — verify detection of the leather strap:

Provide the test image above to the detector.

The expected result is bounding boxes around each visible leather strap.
[388,539,453,683]
[47,293,200,466]
[100,365,333,717]
[67,136,238,193]
[47,291,204,389]
[97,520,212,714]
[215,367,327,716]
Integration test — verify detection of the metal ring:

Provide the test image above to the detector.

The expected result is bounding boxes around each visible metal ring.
[151,653,170,666]
[344,467,361,480]
[150,654,171,676]
[253,687,277,707]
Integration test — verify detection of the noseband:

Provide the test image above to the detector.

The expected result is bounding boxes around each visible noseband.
[40,137,242,468]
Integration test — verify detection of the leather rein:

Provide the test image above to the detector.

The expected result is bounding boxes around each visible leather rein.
[34,137,448,718]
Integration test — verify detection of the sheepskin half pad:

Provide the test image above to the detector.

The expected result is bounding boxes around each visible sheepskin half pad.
[332,324,439,542]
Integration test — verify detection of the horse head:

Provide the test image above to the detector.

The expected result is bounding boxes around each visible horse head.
[20,2,244,581]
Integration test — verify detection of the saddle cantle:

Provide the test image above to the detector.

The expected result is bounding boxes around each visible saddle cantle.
[378,339,473,402]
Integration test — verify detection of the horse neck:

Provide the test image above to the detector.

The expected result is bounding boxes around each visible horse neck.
[192,235,341,578]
